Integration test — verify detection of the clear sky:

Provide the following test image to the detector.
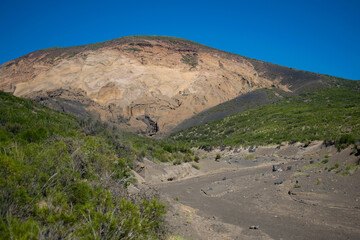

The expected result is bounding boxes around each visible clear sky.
[1,0,359,79]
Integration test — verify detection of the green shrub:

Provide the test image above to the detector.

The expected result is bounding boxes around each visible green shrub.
[192,163,200,170]
[328,162,340,172]
[0,217,39,240]
[183,153,194,162]
[315,178,322,185]
[336,134,356,150]
[69,182,93,205]
[0,91,167,239]
[181,53,198,68]
[245,154,255,160]
[19,127,48,142]
[199,143,213,151]
[341,163,359,175]
[224,129,235,135]
[173,158,183,165]
[321,158,329,164]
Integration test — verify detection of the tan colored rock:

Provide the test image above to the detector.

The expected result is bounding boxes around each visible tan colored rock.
[0,37,290,134]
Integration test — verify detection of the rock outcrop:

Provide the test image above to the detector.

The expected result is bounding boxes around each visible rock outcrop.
[0,36,335,135]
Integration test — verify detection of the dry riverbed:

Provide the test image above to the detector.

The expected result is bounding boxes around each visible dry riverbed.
[133,141,360,239]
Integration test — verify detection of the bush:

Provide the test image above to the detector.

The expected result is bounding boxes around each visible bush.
[181,53,198,69]
[199,143,213,152]
[192,163,200,170]
[173,158,183,165]
[183,153,194,162]
[0,91,167,239]
[328,162,340,172]
[69,182,93,205]
[245,154,255,160]
[341,163,359,175]
[215,154,221,161]
[315,178,322,185]
[336,134,356,150]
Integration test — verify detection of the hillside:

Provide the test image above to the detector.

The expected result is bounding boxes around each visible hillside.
[0,91,199,239]
[0,36,353,135]
[173,87,292,132]
[170,86,360,148]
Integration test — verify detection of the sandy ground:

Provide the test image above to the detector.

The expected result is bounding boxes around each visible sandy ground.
[136,141,360,239]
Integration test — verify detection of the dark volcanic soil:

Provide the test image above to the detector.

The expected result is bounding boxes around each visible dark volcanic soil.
[150,142,360,240]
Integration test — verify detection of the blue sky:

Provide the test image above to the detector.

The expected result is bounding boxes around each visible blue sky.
[1,0,359,79]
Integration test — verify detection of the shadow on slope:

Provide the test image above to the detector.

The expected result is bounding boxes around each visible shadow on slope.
[172,88,292,133]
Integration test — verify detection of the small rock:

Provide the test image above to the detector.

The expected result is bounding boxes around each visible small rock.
[273,165,282,172]
[287,166,292,171]
[249,225,259,230]
[222,177,227,181]
[274,180,283,185]
[249,146,256,152]
[309,160,314,164]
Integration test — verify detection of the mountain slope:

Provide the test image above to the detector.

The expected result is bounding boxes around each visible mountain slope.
[173,87,292,132]
[0,36,354,135]
[170,86,360,148]
[0,91,171,239]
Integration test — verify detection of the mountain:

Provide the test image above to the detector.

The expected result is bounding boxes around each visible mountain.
[0,36,353,135]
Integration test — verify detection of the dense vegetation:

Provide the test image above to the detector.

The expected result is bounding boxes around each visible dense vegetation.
[0,91,194,239]
[170,87,360,149]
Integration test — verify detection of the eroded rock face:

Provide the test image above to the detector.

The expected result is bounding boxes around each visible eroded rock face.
[0,37,290,135]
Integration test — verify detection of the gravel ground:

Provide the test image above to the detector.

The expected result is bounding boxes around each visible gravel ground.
[150,142,360,239]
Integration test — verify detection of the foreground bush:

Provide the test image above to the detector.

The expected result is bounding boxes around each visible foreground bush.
[0,91,167,239]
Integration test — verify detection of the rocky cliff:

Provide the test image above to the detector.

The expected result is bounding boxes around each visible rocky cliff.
[0,36,341,135]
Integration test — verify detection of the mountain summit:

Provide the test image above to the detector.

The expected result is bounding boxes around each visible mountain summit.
[0,36,348,135]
